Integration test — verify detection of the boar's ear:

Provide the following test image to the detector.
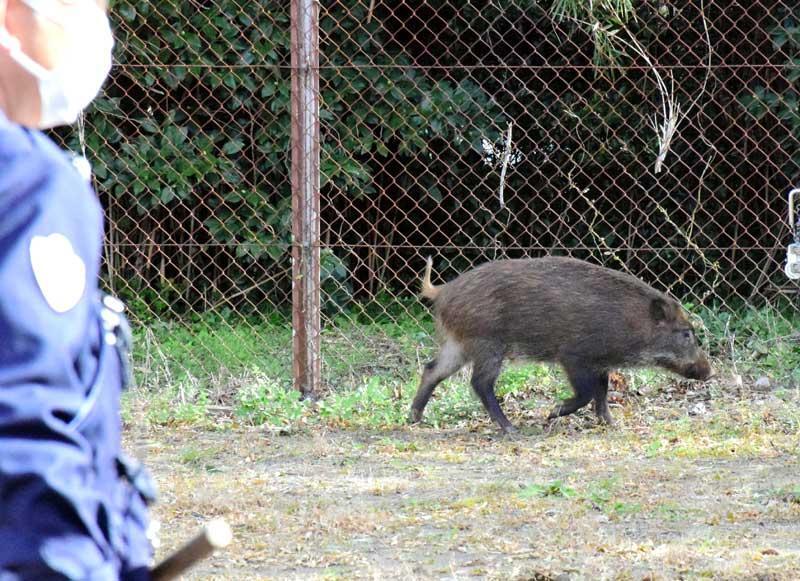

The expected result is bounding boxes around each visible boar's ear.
[650,298,674,323]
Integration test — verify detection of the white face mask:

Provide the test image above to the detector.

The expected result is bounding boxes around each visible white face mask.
[0,0,114,129]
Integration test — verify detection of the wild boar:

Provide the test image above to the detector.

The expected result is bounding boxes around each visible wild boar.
[409,256,711,433]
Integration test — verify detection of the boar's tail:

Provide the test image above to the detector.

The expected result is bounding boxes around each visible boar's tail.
[421,256,441,301]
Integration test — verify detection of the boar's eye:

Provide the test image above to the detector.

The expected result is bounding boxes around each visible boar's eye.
[679,329,694,342]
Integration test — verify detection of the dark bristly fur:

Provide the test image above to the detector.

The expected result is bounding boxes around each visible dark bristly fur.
[410,257,712,433]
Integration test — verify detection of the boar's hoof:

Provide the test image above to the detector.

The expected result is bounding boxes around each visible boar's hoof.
[593,403,615,426]
[500,424,518,436]
[408,408,424,424]
[500,425,519,438]
[598,412,615,426]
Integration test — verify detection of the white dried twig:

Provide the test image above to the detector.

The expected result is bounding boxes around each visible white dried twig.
[652,75,680,174]
[564,0,711,174]
[498,121,513,208]
[606,31,679,174]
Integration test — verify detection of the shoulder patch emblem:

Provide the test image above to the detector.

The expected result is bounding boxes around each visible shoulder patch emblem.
[30,233,87,313]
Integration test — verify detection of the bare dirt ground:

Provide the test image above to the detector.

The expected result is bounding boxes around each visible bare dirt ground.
[128,381,800,580]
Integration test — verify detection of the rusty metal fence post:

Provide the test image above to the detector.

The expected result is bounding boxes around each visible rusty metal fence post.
[290,0,321,397]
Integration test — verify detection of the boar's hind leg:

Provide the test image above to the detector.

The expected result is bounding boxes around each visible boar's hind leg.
[471,351,516,433]
[409,339,465,423]
[548,364,607,421]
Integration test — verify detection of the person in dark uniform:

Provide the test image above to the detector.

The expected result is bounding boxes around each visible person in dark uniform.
[0,0,155,578]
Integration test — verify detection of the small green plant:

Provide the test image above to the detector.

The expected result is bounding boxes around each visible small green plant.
[422,381,487,428]
[136,377,210,425]
[179,446,205,465]
[519,480,577,499]
[610,501,642,516]
[656,502,693,522]
[585,477,618,507]
[645,438,663,458]
[178,446,222,473]
[495,364,552,397]
[777,485,800,504]
[377,438,420,453]
[236,378,309,427]
[584,479,640,516]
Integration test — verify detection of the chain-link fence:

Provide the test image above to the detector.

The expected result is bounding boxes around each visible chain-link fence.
[61,1,800,410]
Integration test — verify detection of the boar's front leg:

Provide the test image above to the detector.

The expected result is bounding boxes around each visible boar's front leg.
[548,363,609,423]
[591,371,614,425]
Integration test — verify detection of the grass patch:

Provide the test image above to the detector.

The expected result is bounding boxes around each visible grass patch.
[642,402,800,460]
[694,301,800,384]
[219,370,519,430]
[517,478,644,518]
[127,301,800,428]
[135,315,292,387]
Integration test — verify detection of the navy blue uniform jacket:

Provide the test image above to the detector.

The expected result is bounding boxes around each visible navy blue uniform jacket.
[0,111,151,580]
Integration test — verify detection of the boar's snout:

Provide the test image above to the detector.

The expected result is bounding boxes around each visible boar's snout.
[656,354,712,381]
[680,357,712,381]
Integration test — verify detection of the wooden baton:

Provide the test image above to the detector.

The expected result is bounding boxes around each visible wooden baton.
[151,518,233,581]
